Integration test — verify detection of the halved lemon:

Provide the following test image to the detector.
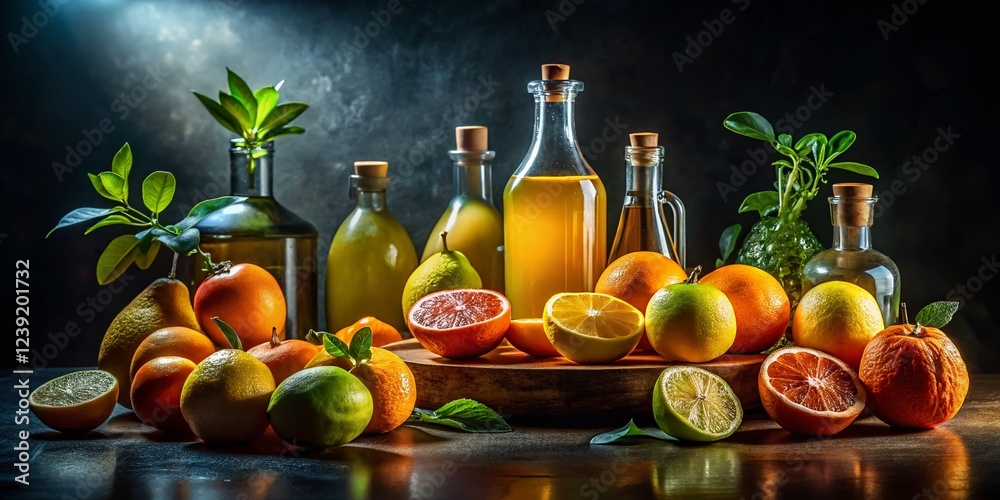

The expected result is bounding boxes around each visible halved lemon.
[542,292,644,364]
[29,370,119,433]
[653,366,743,442]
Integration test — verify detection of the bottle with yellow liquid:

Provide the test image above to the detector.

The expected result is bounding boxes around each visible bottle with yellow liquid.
[421,126,504,292]
[326,161,418,332]
[503,64,607,319]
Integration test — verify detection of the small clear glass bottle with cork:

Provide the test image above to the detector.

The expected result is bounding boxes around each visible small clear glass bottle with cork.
[421,126,504,293]
[802,183,901,325]
[608,132,686,267]
[326,161,418,332]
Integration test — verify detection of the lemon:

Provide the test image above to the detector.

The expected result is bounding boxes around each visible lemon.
[652,366,742,442]
[30,370,119,433]
[793,281,885,369]
[644,277,736,362]
[180,349,276,443]
[267,366,374,448]
[542,292,644,364]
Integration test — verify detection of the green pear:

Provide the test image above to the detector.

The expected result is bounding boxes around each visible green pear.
[402,231,482,317]
[98,277,202,408]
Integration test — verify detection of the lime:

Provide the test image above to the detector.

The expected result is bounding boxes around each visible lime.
[180,349,276,443]
[652,366,743,442]
[29,370,119,433]
[543,292,644,364]
[267,366,374,448]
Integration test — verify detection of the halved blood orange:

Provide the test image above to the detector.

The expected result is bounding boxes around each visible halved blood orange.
[759,346,867,436]
[407,289,511,359]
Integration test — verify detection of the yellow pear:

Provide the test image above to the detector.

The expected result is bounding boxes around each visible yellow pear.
[98,277,201,408]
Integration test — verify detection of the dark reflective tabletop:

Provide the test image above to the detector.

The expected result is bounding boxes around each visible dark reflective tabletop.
[4,370,999,499]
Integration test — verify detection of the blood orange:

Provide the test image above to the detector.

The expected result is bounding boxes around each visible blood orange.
[407,289,511,359]
[759,346,867,436]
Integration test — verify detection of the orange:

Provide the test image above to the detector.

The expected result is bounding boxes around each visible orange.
[759,347,867,436]
[505,318,560,358]
[194,263,287,350]
[700,264,790,354]
[247,329,323,385]
[129,326,216,381]
[595,251,686,351]
[792,281,884,370]
[859,323,969,428]
[407,289,511,359]
[335,316,403,347]
[348,348,416,434]
[130,356,197,432]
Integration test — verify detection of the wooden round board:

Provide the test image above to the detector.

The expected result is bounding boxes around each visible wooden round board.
[384,339,765,418]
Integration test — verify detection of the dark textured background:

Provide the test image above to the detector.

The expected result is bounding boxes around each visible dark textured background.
[2,0,998,370]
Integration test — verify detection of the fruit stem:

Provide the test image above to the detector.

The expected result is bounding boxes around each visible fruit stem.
[900,303,923,336]
[270,327,281,348]
[684,265,703,284]
[169,252,179,280]
[440,231,450,252]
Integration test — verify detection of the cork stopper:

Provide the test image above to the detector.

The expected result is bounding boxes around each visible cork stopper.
[831,183,875,226]
[629,133,659,147]
[541,64,570,80]
[354,161,388,178]
[455,126,488,152]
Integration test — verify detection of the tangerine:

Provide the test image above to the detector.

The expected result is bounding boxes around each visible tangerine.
[700,264,790,354]
[130,356,197,432]
[335,316,404,347]
[247,328,323,385]
[129,326,216,381]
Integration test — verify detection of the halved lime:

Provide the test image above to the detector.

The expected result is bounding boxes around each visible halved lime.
[652,366,742,442]
[29,370,119,433]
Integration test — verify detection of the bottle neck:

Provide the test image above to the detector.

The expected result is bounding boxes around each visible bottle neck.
[624,147,664,205]
[517,79,591,176]
[351,175,391,211]
[528,98,579,159]
[449,151,495,203]
[229,140,275,197]
[833,226,871,250]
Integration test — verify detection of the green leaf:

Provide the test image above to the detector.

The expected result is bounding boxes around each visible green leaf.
[48,207,123,237]
[135,227,157,253]
[134,241,161,270]
[96,234,139,285]
[212,317,243,350]
[155,227,201,255]
[323,332,351,359]
[257,102,309,137]
[99,172,127,201]
[723,112,775,141]
[349,327,374,364]
[174,196,247,231]
[774,143,798,159]
[84,214,139,234]
[777,134,792,148]
[590,419,678,445]
[809,134,828,165]
[227,68,257,121]
[738,191,780,217]
[253,86,279,128]
[772,160,794,169]
[826,162,879,178]
[219,92,252,132]
[192,91,243,136]
[914,301,960,328]
[260,125,305,142]
[826,130,856,163]
[717,223,741,268]
[111,143,132,182]
[141,171,176,213]
[88,173,117,201]
[794,133,825,157]
[406,399,511,433]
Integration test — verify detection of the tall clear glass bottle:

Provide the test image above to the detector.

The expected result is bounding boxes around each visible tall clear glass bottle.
[802,183,901,325]
[326,161,418,333]
[503,64,607,319]
[608,132,686,267]
[194,140,319,339]
[421,126,504,292]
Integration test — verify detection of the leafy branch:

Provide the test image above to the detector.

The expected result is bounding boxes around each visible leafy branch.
[193,68,309,189]
[722,111,879,221]
[47,143,246,284]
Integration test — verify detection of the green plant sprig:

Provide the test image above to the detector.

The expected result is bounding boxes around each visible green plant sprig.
[47,142,246,284]
[722,111,879,220]
[193,68,309,188]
